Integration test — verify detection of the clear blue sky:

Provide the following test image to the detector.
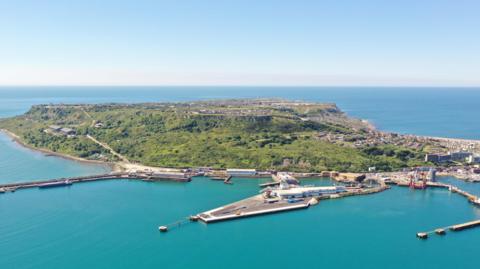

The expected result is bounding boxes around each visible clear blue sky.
[1,0,479,86]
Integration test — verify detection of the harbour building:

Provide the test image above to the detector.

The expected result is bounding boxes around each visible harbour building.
[226,169,257,177]
[450,152,472,162]
[271,186,346,199]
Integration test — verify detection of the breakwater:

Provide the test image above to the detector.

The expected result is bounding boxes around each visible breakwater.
[0,172,191,193]
[388,179,480,238]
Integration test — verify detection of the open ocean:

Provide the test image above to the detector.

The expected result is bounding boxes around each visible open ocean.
[1,87,480,269]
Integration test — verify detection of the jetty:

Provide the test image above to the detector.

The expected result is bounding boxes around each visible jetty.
[392,179,480,239]
[197,194,312,223]
[417,219,480,239]
[195,182,388,224]
[0,172,191,193]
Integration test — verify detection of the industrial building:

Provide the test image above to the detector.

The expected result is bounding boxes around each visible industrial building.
[425,152,474,163]
[271,186,346,199]
[226,168,257,177]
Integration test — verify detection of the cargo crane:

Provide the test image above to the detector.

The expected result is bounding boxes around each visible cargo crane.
[409,170,427,189]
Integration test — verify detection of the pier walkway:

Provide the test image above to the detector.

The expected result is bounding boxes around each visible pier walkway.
[417,219,480,239]
[0,172,191,193]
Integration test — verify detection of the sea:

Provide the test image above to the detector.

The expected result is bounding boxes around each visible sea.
[0,86,479,269]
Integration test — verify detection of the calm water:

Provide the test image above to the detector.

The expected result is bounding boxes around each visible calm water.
[0,132,110,184]
[1,87,480,269]
[1,177,479,269]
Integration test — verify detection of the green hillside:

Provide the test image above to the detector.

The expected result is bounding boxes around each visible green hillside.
[0,100,426,172]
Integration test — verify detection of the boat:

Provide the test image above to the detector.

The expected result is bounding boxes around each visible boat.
[38,180,72,189]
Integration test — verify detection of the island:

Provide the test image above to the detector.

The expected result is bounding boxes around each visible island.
[0,99,432,171]
[1,99,480,236]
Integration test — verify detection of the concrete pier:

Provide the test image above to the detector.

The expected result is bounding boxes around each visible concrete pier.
[0,172,191,193]
[197,184,388,223]
[450,220,480,231]
[197,194,311,223]
[417,219,480,239]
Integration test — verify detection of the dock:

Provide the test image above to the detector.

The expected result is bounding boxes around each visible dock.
[417,219,480,239]
[196,183,388,223]
[0,172,192,193]
[197,194,311,223]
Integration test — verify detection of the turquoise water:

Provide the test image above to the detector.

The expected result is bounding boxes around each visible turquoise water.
[1,87,480,268]
[0,132,110,184]
[1,177,479,269]
[439,176,480,196]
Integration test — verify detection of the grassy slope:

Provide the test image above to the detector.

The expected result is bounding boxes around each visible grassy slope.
[0,103,425,172]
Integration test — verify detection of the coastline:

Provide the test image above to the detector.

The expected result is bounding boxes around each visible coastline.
[2,128,479,180]
[0,129,121,172]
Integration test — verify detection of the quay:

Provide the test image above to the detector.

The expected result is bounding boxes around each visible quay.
[0,172,192,193]
[196,181,388,224]
[417,219,480,239]
[197,194,311,223]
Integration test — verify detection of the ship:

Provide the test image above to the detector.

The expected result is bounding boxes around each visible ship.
[409,170,427,189]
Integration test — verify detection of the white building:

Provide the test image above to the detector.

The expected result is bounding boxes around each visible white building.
[271,186,346,199]
[226,169,257,177]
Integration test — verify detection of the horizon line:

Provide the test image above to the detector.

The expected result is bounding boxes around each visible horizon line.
[1,84,480,88]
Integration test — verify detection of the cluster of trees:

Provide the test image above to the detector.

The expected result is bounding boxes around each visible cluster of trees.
[0,104,426,172]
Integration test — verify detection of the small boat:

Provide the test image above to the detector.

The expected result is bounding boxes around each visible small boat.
[159,226,168,232]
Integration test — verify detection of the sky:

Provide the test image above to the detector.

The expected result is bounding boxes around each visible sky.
[0,0,479,86]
